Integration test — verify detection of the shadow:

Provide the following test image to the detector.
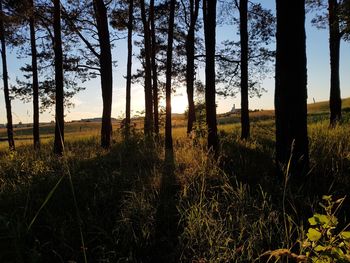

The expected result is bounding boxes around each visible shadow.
[150,148,181,263]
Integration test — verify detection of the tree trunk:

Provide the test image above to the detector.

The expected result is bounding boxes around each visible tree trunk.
[53,0,64,155]
[328,0,342,127]
[275,0,309,176]
[125,0,133,136]
[240,0,250,140]
[94,0,113,148]
[140,0,153,136]
[29,0,40,149]
[150,0,159,135]
[165,0,175,150]
[186,0,200,135]
[0,0,15,150]
[203,0,219,153]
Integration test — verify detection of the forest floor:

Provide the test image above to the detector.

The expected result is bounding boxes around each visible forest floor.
[0,99,350,262]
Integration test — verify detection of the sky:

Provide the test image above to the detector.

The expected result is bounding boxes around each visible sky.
[1,1,350,124]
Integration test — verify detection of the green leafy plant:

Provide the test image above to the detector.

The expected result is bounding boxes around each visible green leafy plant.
[301,195,350,262]
[263,195,350,262]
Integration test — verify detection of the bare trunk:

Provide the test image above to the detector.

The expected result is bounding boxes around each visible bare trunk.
[0,0,15,150]
[125,0,133,135]
[275,0,309,176]
[150,0,159,136]
[140,0,153,136]
[53,0,64,155]
[203,0,219,153]
[94,0,113,148]
[29,0,40,149]
[240,0,250,140]
[328,0,342,126]
[186,0,200,134]
[165,0,175,150]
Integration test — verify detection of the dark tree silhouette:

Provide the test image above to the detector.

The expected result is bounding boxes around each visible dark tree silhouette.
[165,0,176,150]
[203,0,218,153]
[184,0,200,134]
[29,0,40,149]
[275,0,309,175]
[140,0,153,136]
[328,0,342,126]
[0,0,15,150]
[150,0,159,136]
[93,0,113,148]
[125,0,133,136]
[53,0,64,155]
[307,0,350,126]
[239,0,249,139]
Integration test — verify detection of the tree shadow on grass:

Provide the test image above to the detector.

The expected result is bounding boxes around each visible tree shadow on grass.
[150,148,181,262]
[0,137,164,262]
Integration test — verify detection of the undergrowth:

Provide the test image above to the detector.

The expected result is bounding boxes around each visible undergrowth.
[0,119,349,262]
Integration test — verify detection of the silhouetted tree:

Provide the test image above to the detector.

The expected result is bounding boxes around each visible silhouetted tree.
[275,0,309,175]
[203,0,218,153]
[183,0,200,134]
[53,0,64,155]
[140,0,153,136]
[150,0,159,135]
[0,0,15,150]
[239,0,249,139]
[307,0,350,126]
[217,1,275,140]
[93,0,113,148]
[125,0,133,136]
[29,0,40,149]
[165,0,176,150]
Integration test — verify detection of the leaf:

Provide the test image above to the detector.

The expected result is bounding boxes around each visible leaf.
[322,195,332,201]
[340,231,350,240]
[314,245,326,252]
[308,216,318,226]
[314,214,329,225]
[307,228,322,241]
[331,247,344,256]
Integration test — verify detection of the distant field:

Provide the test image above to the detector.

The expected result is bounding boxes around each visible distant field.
[0,97,349,149]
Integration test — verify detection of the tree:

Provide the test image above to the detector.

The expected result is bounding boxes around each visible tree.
[182,0,200,134]
[217,1,275,140]
[275,0,309,175]
[0,0,15,150]
[165,0,176,150]
[150,0,159,135]
[239,0,249,139]
[139,0,153,136]
[307,0,350,126]
[29,0,40,149]
[53,0,64,155]
[203,0,219,153]
[93,0,113,148]
[125,0,133,136]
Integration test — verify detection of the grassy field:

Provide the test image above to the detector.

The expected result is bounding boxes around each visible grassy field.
[0,99,349,262]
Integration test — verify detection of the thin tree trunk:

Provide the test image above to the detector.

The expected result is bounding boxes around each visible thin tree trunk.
[186,0,200,134]
[0,0,15,150]
[165,0,175,150]
[53,0,64,155]
[203,0,218,153]
[275,0,309,176]
[94,0,113,148]
[150,0,159,135]
[240,0,250,139]
[29,0,40,149]
[140,0,153,136]
[125,0,133,136]
[328,0,342,126]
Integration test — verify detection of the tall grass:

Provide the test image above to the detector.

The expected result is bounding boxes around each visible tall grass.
[0,117,349,262]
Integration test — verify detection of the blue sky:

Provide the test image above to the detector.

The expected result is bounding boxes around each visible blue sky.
[1,1,350,124]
